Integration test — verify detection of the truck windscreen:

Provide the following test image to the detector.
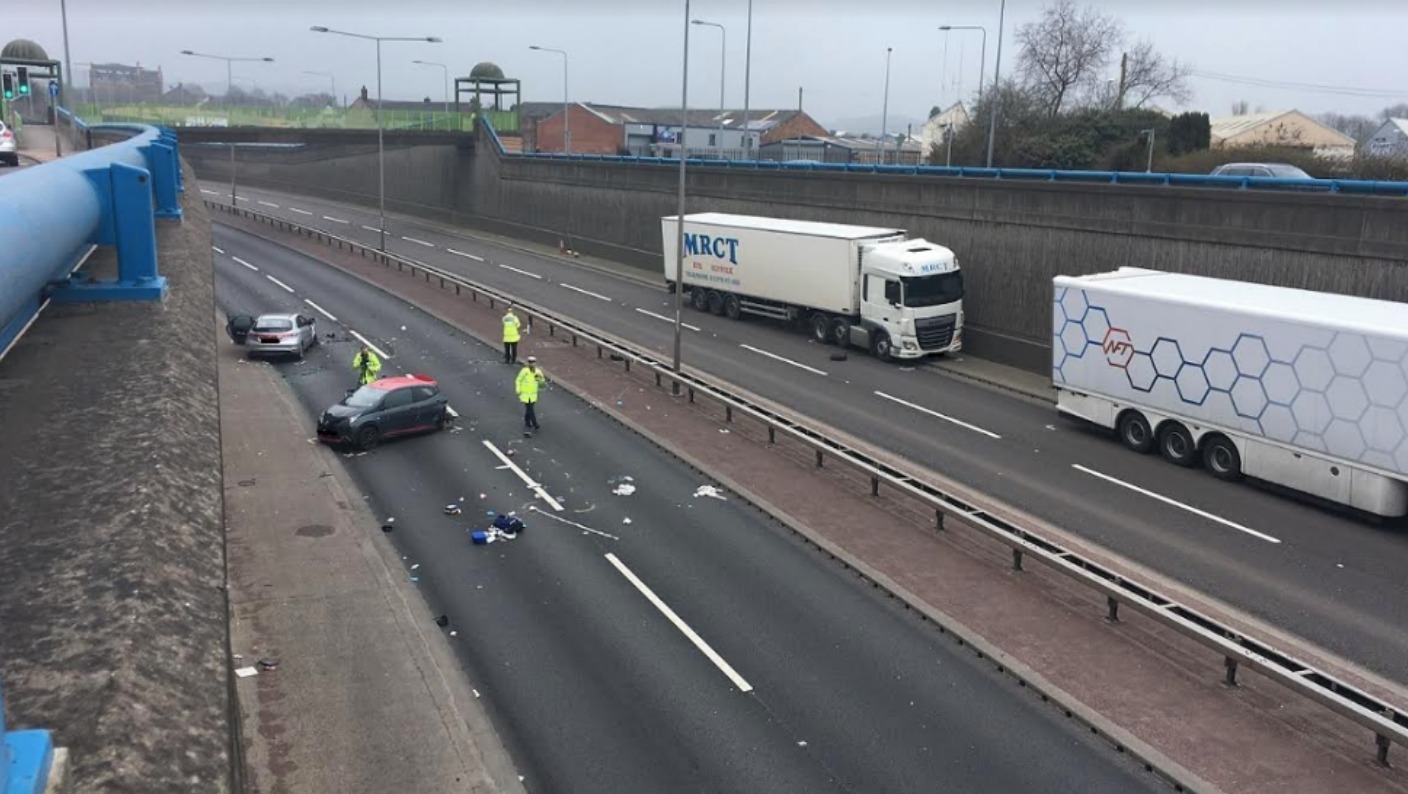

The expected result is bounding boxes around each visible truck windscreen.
[902,271,964,307]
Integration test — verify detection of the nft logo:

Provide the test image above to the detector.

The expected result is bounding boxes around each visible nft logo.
[1102,327,1135,368]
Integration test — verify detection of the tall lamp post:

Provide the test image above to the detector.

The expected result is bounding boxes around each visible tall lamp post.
[672,0,692,375]
[311,26,441,252]
[302,70,337,107]
[879,47,892,164]
[690,19,725,157]
[59,0,73,106]
[412,59,450,115]
[742,0,753,156]
[528,46,570,154]
[180,50,275,204]
[986,0,1007,168]
[938,25,987,109]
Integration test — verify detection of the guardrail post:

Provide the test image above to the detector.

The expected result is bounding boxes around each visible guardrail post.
[768,427,776,444]
[1377,733,1391,767]
[1106,596,1120,623]
[870,475,880,497]
[1224,656,1239,687]
[51,162,168,304]
[1012,548,1024,571]
[935,510,944,531]
[142,141,182,220]
[815,450,824,468]
[1,678,56,794]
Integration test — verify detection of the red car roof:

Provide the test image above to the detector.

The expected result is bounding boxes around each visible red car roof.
[368,373,438,390]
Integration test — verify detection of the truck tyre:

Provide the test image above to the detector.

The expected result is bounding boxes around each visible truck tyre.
[830,318,852,347]
[811,314,834,344]
[1116,411,1154,454]
[707,290,726,316]
[871,333,894,362]
[691,289,708,311]
[1158,422,1197,467]
[724,294,742,320]
[1202,435,1243,481]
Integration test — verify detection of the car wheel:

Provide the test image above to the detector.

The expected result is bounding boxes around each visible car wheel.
[811,314,833,344]
[1117,411,1154,454]
[1158,422,1197,466]
[1202,435,1243,482]
[871,333,894,362]
[690,289,708,311]
[356,425,380,450]
[724,294,742,320]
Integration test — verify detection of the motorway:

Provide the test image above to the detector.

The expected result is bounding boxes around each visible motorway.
[212,224,1164,792]
[201,184,1408,685]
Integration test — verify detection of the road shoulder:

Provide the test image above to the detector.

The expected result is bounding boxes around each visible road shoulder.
[218,317,522,794]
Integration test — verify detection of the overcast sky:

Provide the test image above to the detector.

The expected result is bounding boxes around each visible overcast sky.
[8,0,1408,130]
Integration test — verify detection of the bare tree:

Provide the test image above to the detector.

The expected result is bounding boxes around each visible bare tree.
[1119,40,1191,109]
[1017,0,1124,117]
[1317,111,1378,143]
[1381,102,1408,121]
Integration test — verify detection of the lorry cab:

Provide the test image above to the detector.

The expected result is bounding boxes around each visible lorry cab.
[856,240,965,360]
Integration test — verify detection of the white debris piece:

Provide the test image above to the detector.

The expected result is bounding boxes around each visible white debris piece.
[693,485,727,501]
[235,667,259,678]
[612,483,636,496]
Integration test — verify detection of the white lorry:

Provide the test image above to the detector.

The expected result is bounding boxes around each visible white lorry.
[1054,267,1408,517]
[662,213,964,361]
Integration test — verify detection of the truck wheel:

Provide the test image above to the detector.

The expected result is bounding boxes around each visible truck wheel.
[1116,411,1154,454]
[691,289,708,311]
[811,314,833,344]
[707,291,726,316]
[872,333,894,362]
[1202,435,1243,482]
[830,318,852,347]
[724,294,742,320]
[1158,422,1197,466]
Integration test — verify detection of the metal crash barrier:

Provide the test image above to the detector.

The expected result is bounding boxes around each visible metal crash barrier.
[0,116,181,360]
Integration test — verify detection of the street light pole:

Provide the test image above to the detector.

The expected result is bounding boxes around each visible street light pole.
[880,47,892,164]
[1143,127,1156,172]
[938,25,987,109]
[180,50,275,203]
[673,0,692,376]
[312,26,441,252]
[529,46,570,154]
[742,0,753,156]
[412,60,450,114]
[59,0,73,106]
[986,0,1006,168]
[691,20,725,157]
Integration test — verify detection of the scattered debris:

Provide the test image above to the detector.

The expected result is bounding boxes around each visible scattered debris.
[797,740,808,748]
[622,517,633,525]
[612,483,636,496]
[450,631,459,638]
[444,504,463,516]
[258,658,280,671]
[435,615,449,627]
[235,667,259,678]
[381,524,394,533]
[829,353,847,362]
[719,428,730,434]
[693,485,727,501]
[528,506,619,540]
[410,563,421,570]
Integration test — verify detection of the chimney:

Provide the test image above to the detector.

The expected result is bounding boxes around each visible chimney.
[360,85,369,102]
[798,86,803,111]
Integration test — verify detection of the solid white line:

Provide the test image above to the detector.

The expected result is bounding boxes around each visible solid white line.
[1071,464,1281,544]
[234,196,249,202]
[232,256,258,272]
[266,275,295,294]
[499,264,543,280]
[362,225,383,233]
[635,307,701,332]
[604,552,753,693]
[323,215,350,224]
[481,440,564,511]
[303,299,337,322]
[739,343,827,376]
[402,235,435,247]
[447,249,484,261]
[874,390,1002,440]
[560,283,613,302]
[348,330,390,360]
[211,245,225,255]
[289,207,313,216]
[258,200,280,208]
[200,188,217,195]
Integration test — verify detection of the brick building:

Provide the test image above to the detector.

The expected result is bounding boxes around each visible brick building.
[531,102,827,158]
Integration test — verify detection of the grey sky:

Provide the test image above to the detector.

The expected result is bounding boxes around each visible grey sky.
[9,0,1408,130]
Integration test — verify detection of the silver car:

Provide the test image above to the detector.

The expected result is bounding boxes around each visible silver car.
[246,313,318,359]
[0,122,18,167]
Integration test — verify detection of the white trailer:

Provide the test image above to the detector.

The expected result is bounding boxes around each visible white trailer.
[662,213,964,361]
[1054,267,1408,517]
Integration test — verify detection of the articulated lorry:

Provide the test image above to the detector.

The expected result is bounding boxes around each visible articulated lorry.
[1054,267,1408,517]
[662,213,964,361]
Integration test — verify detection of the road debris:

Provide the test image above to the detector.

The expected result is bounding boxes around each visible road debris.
[234,667,259,678]
[693,485,727,501]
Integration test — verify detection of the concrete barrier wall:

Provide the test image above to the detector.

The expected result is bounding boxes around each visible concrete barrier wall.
[186,128,1408,373]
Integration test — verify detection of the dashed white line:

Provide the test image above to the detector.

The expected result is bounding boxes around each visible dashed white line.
[482,440,564,511]
[874,390,1002,440]
[362,225,383,233]
[635,307,700,332]
[303,299,338,322]
[1071,464,1281,544]
[258,200,281,208]
[739,343,827,376]
[200,188,217,195]
[234,196,249,202]
[232,256,258,272]
[560,283,613,302]
[605,552,753,693]
[499,264,543,280]
[323,215,350,224]
[348,330,391,360]
[211,245,225,255]
[447,249,484,261]
[266,274,295,294]
[289,207,313,216]
[402,235,435,247]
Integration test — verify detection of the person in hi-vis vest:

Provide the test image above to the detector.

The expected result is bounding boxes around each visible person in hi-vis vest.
[502,305,522,364]
[516,356,546,433]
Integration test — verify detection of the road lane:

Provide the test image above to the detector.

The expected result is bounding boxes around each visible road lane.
[212,225,1166,793]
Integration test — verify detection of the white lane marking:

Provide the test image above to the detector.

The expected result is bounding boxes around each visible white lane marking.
[289,207,313,216]
[402,235,435,247]
[232,256,259,272]
[348,330,391,360]
[362,225,383,233]
[234,196,249,202]
[258,200,281,208]
[482,440,564,511]
[200,188,217,195]
[447,249,484,261]
[560,283,613,302]
[739,344,827,376]
[499,264,543,280]
[635,307,700,332]
[303,299,338,322]
[323,215,350,224]
[266,275,295,294]
[874,390,1002,440]
[1071,464,1281,544]
[211,245,225,255]
[605,552,753,693]
[529,506,619,540]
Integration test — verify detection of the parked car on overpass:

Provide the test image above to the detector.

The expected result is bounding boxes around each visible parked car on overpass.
[0,122,19,167]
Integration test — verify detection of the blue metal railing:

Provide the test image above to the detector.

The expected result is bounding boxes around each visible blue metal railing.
[0,109,181,360]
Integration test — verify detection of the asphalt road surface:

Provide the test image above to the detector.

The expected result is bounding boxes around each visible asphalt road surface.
[203,184,1408,686]
[212,224,1166,794]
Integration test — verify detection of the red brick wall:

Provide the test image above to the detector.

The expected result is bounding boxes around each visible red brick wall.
[761,112,828,144]
[535,106,622,155]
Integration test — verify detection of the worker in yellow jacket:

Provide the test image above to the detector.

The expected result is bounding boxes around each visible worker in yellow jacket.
[353,346,382,386]
[502,305,522,364]
[516,356,547,433]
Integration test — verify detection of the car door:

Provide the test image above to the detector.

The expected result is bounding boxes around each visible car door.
[296,315,315,351]
[226,314,254,344]
[412,386,444,426]
[378,387,417,434]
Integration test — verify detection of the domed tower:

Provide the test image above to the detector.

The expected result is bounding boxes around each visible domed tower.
[454,61,520,113]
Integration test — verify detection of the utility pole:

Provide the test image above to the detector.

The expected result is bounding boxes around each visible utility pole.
[985,0,1006,169]
[1116,52,1128,111]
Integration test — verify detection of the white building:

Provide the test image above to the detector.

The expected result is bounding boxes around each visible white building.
[919,103,970,163]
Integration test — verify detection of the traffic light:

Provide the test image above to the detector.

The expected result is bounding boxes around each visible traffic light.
[16,67,29,96]
[2,72,13,101]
